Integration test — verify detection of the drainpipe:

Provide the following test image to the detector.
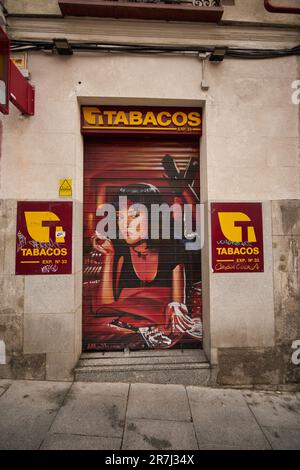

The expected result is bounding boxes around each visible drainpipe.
[264,0,300,14]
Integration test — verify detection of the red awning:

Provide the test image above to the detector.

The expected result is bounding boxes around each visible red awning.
[0,26,35,116]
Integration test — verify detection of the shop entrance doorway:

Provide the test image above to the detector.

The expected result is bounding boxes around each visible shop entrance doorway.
[82,134,202,352]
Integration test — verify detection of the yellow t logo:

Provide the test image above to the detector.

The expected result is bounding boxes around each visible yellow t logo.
[218,212,257,243]
[24,212,65,243]
[82,107,102,125]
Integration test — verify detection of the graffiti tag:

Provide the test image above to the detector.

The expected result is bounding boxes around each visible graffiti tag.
[29,239,60,249]
[17,231,27,252]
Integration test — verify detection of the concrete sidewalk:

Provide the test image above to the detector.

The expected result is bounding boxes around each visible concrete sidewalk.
[0,380,300,450]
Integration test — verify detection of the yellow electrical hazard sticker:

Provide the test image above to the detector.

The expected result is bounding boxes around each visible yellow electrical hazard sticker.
[59,179,72,197]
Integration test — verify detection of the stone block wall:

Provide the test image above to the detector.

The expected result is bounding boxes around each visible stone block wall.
[0,198,82,380]
[272,200,300,385]
[217,200,300,389]
[0,21,299,384]
[0,199,46,379]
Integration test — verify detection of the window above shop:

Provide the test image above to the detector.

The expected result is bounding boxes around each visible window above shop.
[58,0,224,23]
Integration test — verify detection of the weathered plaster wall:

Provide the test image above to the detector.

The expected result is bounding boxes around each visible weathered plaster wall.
[215,56,300,389]
[217,200,300,389]
[0,48,299,382]
[1,0,300,382]
[205,54,299,372]
[0,62,83,380]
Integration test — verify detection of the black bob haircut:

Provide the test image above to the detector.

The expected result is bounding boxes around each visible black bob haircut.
[113,183,163,209]
[112,183,179,247]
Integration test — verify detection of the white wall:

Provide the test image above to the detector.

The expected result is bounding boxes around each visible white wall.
[1,50,299,377]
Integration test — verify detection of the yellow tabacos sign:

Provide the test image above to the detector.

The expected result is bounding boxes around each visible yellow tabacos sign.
[81,106,202,134]
[216,247,260,256]
[20,248,68,257]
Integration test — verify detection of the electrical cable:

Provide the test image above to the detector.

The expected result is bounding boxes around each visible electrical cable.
[10,39,300,59]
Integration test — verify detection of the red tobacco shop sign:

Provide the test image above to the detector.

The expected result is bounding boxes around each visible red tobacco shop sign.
[15,202,72,275]
[211,203,264,273]
[0,25,35,116]
[81,106,202,135]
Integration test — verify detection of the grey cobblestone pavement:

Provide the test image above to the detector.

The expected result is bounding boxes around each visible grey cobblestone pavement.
[0,380,299,450]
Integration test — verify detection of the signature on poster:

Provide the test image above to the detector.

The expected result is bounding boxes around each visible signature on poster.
[217,239,253,247]
[215,263,260,272]
[17,231,27,252]
[41,264,59,274]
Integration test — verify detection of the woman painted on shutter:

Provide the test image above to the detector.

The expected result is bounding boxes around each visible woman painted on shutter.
[90,183,202,349]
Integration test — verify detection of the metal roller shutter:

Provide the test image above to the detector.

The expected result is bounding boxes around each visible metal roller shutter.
[83,135,202,352]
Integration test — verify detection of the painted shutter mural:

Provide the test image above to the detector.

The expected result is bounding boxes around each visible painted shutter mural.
[83,136,202,351]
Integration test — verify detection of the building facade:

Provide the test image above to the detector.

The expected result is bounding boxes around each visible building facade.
[0,0,300,389]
